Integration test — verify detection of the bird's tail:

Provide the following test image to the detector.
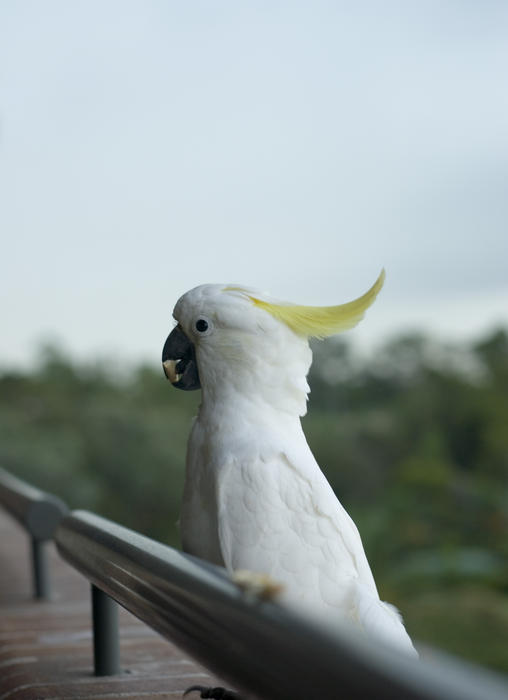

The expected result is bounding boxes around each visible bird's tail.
[353,582,418,658]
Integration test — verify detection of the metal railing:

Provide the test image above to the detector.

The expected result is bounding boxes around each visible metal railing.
[0,468,120,676]
[54,509,508,700]
[0,466,68,598]
[2,468,508,699]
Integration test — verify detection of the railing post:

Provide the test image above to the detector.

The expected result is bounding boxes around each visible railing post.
[0,468,68,601]
[31,537,50,599]
[91,584,120,675]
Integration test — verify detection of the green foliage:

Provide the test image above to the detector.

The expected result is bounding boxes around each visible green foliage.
[0,345,199,545]
[0,331,507,672]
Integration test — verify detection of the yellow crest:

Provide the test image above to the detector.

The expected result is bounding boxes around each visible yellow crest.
[236,269,385,338]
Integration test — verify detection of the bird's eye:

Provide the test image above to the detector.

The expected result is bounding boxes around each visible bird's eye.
[194,317,213,335]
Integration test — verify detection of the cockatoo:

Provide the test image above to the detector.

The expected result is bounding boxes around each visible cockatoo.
[162,270,417,661]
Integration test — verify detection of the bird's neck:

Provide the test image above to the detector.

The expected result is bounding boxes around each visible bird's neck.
[197,386,305,431]
[194,329,313,418]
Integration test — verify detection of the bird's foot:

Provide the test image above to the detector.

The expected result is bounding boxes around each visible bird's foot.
[231,569,285,600]
[183,686,241,699]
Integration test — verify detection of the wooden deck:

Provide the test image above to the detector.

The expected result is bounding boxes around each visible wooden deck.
[0,509,226,699]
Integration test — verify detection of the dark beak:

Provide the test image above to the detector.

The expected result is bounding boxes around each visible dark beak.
[162,325,201,391]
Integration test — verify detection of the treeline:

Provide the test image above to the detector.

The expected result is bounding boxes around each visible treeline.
[0,329,507,671]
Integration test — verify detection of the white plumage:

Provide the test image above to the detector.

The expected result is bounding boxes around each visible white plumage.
[165,278,417,658]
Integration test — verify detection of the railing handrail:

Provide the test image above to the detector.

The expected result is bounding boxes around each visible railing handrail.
[55,508,508,700]
[0,466,68,540]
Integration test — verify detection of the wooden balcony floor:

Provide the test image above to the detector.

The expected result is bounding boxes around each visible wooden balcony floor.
[0,509,226,699]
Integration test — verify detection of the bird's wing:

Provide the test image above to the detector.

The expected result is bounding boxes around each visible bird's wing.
[217,449,417,656]
[217,450,372,613]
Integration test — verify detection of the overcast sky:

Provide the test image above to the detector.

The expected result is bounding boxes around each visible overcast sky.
[1,1,507,368]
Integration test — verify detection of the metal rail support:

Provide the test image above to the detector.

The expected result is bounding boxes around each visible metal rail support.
[0,467,68,600]
[31,538,50,599]
[91,584,120,676]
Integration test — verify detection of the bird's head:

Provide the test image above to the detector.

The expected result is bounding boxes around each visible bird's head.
[162,270,385,415]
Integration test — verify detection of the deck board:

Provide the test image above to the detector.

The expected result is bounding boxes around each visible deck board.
[0,509,227,699]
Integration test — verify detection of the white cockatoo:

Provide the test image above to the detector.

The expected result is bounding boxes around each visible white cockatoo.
[162,270,417,659]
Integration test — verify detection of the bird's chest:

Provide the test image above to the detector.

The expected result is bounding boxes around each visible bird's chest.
[179,410,289,566]
[179,419,236,566]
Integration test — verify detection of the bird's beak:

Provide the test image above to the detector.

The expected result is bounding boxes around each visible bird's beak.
[162,325,201,391]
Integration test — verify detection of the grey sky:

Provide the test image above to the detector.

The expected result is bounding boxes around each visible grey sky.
[1,2,507,367]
